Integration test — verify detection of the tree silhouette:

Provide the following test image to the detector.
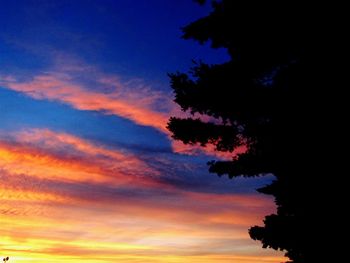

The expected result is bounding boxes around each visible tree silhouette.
[168,1,316,262]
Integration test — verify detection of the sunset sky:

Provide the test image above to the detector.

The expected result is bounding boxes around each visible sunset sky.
[0,1,285,262]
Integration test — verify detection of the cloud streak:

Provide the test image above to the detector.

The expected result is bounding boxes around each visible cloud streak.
[0,128,161,186]
[0,73,170,132]
[0,62,235,159]
[0,128,282,262]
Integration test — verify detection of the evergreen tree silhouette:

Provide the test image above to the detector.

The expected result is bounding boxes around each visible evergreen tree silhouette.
[168,1,318,262]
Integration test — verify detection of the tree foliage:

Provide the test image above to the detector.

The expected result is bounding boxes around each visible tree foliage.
[168,1,315,262]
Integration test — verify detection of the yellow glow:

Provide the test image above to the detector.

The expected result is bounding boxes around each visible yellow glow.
[0,130,286,263]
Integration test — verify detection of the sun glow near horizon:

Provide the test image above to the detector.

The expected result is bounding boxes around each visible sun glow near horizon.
[0,128,283,263]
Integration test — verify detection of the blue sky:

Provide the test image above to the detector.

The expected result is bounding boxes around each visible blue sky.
[0,0,228,83]
[0,1,283,262]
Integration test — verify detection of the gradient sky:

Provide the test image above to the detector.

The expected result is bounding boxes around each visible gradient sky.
[0,1,285,262]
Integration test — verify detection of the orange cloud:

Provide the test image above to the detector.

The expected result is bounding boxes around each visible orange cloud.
[0,74,169,132]
[0,73,237,159]
[0,128,283,262]
[0,128,159,186]
[0,184,284,263]
[171,140,245,160]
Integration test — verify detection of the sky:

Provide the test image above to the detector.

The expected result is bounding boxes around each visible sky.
[0,1,285,262]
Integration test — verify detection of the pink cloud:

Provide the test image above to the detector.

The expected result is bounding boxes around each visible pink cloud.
[0,74,170,132]
[0,128,160,186]
[0,127,282,263]
[0,62,238,160]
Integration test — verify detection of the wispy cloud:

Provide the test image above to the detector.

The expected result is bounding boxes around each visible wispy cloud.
[0,73,170,132]
[0,128,159,185]
[0,56,236,159]
[0,127,281,262]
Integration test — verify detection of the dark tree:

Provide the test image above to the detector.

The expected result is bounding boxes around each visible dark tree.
[168,1,319,262]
